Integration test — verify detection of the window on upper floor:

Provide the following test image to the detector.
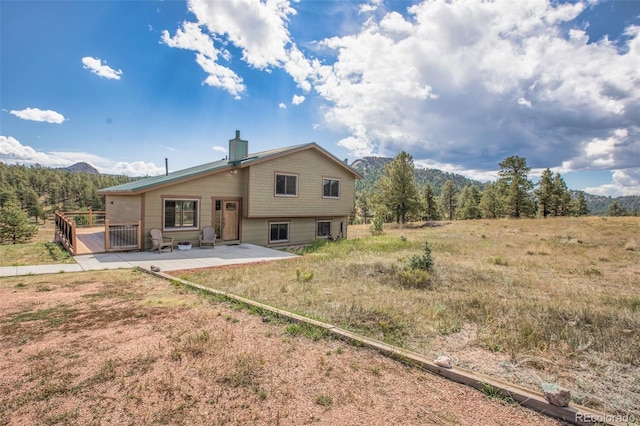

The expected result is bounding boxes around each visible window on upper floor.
[275,173,298,197]
[323,178,340,198]
[164,199,199,230]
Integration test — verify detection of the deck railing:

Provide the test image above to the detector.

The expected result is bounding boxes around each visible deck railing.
[55,211,142,254]
[55,211,77,255]
[68,210,106,228]
[105,220,142,251]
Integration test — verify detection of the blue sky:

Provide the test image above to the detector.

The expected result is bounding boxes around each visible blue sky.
[1,0,639,196]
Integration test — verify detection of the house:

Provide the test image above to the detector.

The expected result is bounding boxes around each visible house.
[98,131,361,250]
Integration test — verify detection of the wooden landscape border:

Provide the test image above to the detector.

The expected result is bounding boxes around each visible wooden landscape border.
[141,266,624,426]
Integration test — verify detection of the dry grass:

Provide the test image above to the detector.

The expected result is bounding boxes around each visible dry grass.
[174,217,640,419]
[0,270,559,425]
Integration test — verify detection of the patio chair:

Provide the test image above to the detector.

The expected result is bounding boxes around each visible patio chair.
[199,226,216,248]
[150,228,173,253]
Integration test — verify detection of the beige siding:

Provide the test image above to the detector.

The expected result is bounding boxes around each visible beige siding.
[142,170,247,249]
[247,149,356,218]
[241,216,348,247]
[105,195,141,224]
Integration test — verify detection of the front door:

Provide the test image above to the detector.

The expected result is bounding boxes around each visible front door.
[221,200,239,241]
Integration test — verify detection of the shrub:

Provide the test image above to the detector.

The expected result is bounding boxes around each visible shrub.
[408,242,434,271]
[295,268,314,282]
[369,215,384,236]
[396,269,432,289]
[316,394,333,408]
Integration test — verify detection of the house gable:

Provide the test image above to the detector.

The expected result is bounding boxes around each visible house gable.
[247,147,356,218]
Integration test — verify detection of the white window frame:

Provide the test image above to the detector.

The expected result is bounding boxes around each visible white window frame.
[322,177,340,199]
[163,198,200,231]
[316,220,332,238]
[269,221,290,243]
[275,173,298,197]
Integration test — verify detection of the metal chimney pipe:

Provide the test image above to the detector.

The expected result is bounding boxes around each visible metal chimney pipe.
[165,158,168,176]
[235,130,240,138]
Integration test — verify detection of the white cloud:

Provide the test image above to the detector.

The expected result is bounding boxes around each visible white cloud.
[195,53,246,98]
[82,56,122,80]
[563,128,639,171]
[161,21,245,97]
[585,169,640,197]
[359,0,383,14]
[161,21,219,59]
[9,107,65,124]
[212,145,227,153]
[337,134,374,158]
[110,161,165,177]
[312,0,640,193]
[1,135,52,164]
[0,135,164,176]
[292,94,305,105]
[517,97,532,108]
[163,0,315,96]
[189,0,294,69]
[380,12,413,35]
[279,103,287,109]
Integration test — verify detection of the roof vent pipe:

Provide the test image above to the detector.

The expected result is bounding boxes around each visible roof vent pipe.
[165,158,168,176]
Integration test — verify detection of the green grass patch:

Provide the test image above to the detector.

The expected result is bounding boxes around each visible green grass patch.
[285,323,330,341]
[0,241,74,266]
[2,306,77,327]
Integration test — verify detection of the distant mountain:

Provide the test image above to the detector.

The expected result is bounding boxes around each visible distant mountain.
[64,162,100,174]
[352,156,483,196]
[571,190,640,216]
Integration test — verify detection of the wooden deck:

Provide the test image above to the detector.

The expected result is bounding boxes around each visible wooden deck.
[75,227,106,254]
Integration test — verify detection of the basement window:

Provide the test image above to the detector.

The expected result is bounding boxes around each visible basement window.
[316,220,331,238]
[269,222,289,243]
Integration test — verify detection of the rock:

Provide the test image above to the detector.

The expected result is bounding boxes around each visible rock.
[542,383,571,407]
[434,355,452,368]
[150,266,161,272]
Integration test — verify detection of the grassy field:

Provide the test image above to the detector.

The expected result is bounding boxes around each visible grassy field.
[174,217,640,418]
[0,221,74,267]
[0,270,559,425]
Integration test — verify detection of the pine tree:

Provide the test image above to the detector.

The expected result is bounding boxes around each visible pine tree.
[479,182,505,219]
[356,190,374,224]
[456,185,482,219]
[0,201,38,244]
[552,172,571,216]
[497,156,534,218]
[536,168,554,218]
[573,192,590,216]
[440,179,457,220]
[422,184,440,221]
[607,200,625,216]
[373,151,421,224]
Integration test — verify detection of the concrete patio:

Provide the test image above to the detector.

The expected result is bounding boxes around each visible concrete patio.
[0,244,298,277]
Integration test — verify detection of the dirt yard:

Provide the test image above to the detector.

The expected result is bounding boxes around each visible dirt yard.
[0,270,562,425]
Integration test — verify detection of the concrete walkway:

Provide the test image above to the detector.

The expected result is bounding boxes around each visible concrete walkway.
[0,244,298,277]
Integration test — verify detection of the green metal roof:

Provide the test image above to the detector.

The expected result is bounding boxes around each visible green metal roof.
[98,142,360,194]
